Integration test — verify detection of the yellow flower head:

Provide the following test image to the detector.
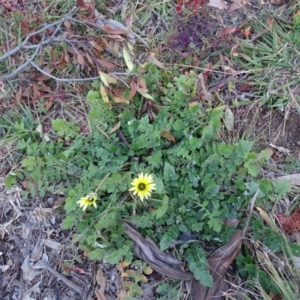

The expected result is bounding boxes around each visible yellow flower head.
[129,173,156,201]
[77,192,97,211]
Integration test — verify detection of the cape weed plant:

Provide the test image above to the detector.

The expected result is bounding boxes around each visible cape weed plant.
[4,65,294,297]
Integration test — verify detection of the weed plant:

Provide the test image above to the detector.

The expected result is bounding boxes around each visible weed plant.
[2,64,297,297]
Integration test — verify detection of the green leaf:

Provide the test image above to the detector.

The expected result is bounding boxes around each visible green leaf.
[62,215,77,229]
[245,162,260,177]
[130,215,153,228]
[106,245,130,264]
[51,119,65,131]
[236,140,253,157]
[5,174,17,189]
[202,125,214,139]
[87,248,105,260]
[186,246,213,287]
[87,90,101,102]
[287,243,300,257]
[21,156,37,171]
[64,196,77,213]
[159,235,173,251]
[189,137,203,151]
[163,162,178,186]
[259,149,273,161]
[207,217,222,233]
[272,180,290,197]
[218,144,234,157]
[151,196,168,219]
[203,184,220,200]
[95,211,117,230]
[77,221,89,233]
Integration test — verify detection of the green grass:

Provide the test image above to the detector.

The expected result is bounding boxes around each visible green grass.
[232,2,300,108]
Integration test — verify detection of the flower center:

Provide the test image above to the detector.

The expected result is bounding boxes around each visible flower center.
[138,183,146,191]
[87,196,95,203]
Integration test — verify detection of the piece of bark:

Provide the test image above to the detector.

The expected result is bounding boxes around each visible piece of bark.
[122,220,193,280]
[191,191,258,300]
[191,230,243,300]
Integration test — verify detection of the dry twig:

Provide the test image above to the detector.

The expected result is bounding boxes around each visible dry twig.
[0,5,146,83]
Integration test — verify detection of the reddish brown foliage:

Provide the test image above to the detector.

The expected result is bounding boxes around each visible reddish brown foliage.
[276,207,300,234]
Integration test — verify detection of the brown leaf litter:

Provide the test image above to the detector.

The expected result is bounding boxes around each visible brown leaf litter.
[0,177,120,300]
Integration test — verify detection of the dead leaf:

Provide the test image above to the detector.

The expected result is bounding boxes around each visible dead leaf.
[50,47,58,63]
[1,265,10,272]
[244,26,251,39]
[140,93,154,100]
[144,266,153,275]
[59,53,67,69]
[276,207,300,234]
[188,101,199,107]
[22,256,41,282]
[99,71,109,87]
[275,173,300,187]
[151,103,163,112]
[122,46,134,72]
[256,207,278,231]
[85,52,94,65]
[22,86,33,97]
[95,58,116,70]
[21,281,41,300]
[146,52,166,69]
[129,80,137,100]
[161,130,175,143]
[239,83,252,91]
[113,41,120,55]
[111,94,129,104]
[123,269,147,282]
[94,268,107,300]
[109,122,121,134]
[52,196,66,208]
[100,83,110,107]
[228,0,248,12]
[270,0,283,5]
[77,52,85,69]
[222,218,239,227]
[99,71,118,87]
[266,17,274,30]
[90,40,104,53]
[220,27,239,36]
[269,143,291,155]
[136,78,148,94]
[101,25,128,35]
[224,106,234,131]
[207,0,228,9]
[41,239,63,251]
[64,20,71,30]
[95,288,107,300]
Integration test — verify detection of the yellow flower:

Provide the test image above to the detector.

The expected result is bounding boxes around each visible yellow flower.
[129,173,156,201]
[77,193,97,211]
